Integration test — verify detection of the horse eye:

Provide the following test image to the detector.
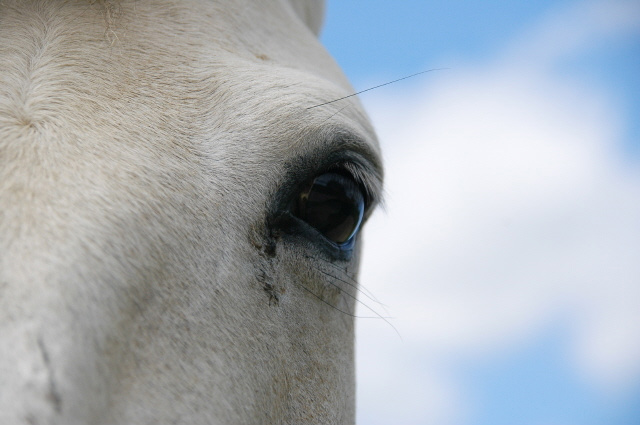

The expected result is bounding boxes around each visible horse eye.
[296,172,365,245]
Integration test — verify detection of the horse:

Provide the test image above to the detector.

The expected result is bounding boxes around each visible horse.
[0,0,382,423]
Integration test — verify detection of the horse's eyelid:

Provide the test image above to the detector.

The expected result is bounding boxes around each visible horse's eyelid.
[326,131,383,209]
[338,161,383,210]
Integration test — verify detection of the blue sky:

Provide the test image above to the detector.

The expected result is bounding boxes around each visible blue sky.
[323,1,639,157]
[320,2,640,425]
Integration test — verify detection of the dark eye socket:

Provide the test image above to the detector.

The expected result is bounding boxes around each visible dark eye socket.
[294,172,365,246]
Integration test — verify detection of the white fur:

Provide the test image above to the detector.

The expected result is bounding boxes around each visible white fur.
[0,1,381,424]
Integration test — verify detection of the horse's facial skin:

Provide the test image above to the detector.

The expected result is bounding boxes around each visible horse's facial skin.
[0,1,382,424]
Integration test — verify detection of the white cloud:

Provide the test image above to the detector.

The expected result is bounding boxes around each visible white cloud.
[355,1,640,423]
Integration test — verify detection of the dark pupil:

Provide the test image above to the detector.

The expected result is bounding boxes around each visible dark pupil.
[297,172,365,244]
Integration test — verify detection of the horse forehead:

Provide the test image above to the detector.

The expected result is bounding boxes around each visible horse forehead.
[0,0,374,141]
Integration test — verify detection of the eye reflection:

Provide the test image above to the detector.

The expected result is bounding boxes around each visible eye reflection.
[296,172,365,245]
